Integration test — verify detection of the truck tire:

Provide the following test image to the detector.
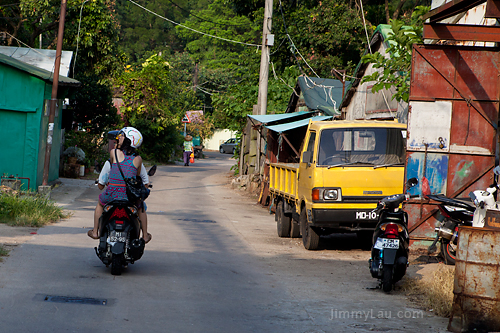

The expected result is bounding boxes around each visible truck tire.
[290,217,300,238]
[300,208,319,250]
[276,201,291,237]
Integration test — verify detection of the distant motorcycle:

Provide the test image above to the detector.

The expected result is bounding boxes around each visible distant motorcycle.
[428,166,500,265]
[369,177,418,292]
[95,165,156,275]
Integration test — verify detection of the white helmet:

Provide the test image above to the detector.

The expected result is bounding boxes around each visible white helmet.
[119,127,143,148]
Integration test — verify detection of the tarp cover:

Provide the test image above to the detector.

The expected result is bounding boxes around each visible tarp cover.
[248,111,312,124]
[298,77,348,116]
[266,116,333,133]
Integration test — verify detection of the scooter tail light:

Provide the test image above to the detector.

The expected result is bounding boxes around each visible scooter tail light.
[383,223,400,238]
[110,208,129,220]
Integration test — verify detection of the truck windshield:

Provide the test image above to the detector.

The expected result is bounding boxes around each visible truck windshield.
[317,127,406,167]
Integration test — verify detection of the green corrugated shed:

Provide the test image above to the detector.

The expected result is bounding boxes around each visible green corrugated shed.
[0,53,80,190]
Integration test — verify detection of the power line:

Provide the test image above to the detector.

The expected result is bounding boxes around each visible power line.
[126,0,260,47]
[164,0,248,28]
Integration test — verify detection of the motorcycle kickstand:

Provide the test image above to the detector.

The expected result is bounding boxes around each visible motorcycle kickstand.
[428,235,440,253]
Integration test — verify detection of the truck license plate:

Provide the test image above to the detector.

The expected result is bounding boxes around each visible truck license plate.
[355,211,378,220]
[374,238,399,250]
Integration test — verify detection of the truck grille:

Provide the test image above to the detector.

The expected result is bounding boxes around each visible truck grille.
[342,196,384,203]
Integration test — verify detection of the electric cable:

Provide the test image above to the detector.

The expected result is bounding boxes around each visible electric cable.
[126,0,260,47]
[72,0,89,76]
[164,0,248,27]
[357,0,395,118]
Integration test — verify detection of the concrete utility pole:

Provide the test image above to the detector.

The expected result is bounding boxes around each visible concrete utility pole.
[41,0,67,188]
[257,0,274,116]
[254,0,274,175]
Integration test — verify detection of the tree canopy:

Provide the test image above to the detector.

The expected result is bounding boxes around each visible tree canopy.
[0,0,432,162]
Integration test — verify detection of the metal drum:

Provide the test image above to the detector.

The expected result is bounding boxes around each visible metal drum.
[448,226,500,332]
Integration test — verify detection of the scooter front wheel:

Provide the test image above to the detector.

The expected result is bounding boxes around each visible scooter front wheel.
[382,264,394,292]
[440,240,456,265]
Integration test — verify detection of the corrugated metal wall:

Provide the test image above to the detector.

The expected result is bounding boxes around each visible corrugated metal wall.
[404,44,499,245]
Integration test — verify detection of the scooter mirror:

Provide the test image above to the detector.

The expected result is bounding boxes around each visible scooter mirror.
[107,130,120,140]
[148,165,157,177]
[493,166,500,176]
[407,177,418,188]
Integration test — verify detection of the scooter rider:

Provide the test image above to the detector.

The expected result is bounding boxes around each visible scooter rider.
[88,127,152,243]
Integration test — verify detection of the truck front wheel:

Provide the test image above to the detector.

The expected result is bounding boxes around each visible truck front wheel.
[300,208,319,250]
[276,201,291,237]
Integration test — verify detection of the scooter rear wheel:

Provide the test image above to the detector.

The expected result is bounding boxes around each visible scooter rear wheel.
[382,264,394,292]
[440,240,456,265]
[111,255,122,275]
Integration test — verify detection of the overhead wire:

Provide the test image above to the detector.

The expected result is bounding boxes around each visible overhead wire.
[357,0,395,118]
[164,0,248,27]
[276,0,342,102]
[126,0,260,47]
[72,0,89,76]
[2,31,52,59]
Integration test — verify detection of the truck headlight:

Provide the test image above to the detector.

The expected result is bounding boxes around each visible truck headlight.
[312,188,342,202]
[324,189,339,200]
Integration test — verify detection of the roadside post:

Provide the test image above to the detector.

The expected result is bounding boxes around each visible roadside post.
[182,114,191,136]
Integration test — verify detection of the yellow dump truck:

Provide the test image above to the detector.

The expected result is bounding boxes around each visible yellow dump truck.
[269,120,407,250]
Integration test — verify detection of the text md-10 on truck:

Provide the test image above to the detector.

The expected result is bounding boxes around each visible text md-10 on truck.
[269,120,407,250]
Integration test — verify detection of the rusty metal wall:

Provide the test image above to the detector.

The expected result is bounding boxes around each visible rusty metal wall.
[404,44,499,245]
[448,226,500,332]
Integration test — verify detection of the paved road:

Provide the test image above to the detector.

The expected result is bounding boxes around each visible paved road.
[0,151,449,332]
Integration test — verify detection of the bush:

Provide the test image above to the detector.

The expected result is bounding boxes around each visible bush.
[64,130,110,169]
[0,192,69,227]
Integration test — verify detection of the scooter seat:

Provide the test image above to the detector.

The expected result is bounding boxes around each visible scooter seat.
[427,194,475,211]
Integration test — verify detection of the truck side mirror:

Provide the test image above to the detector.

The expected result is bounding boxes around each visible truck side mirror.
[302,151,312,164]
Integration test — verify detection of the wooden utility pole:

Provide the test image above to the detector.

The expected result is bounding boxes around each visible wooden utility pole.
[41,0,67,187]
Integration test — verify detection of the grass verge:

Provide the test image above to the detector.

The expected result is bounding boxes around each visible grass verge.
[402,264,455,317]
[0,191,70,227]
[0,245,8,262]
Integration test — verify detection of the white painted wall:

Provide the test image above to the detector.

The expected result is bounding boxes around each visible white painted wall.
[203,129,237,150]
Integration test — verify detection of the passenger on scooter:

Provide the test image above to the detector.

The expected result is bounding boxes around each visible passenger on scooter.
[88,127,152,243]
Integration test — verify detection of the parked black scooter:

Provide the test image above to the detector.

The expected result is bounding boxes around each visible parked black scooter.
[369,177,418,292]
[95,165,156,275]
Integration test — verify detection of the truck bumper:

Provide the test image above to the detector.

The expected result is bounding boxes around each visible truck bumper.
[311,208,378,231]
